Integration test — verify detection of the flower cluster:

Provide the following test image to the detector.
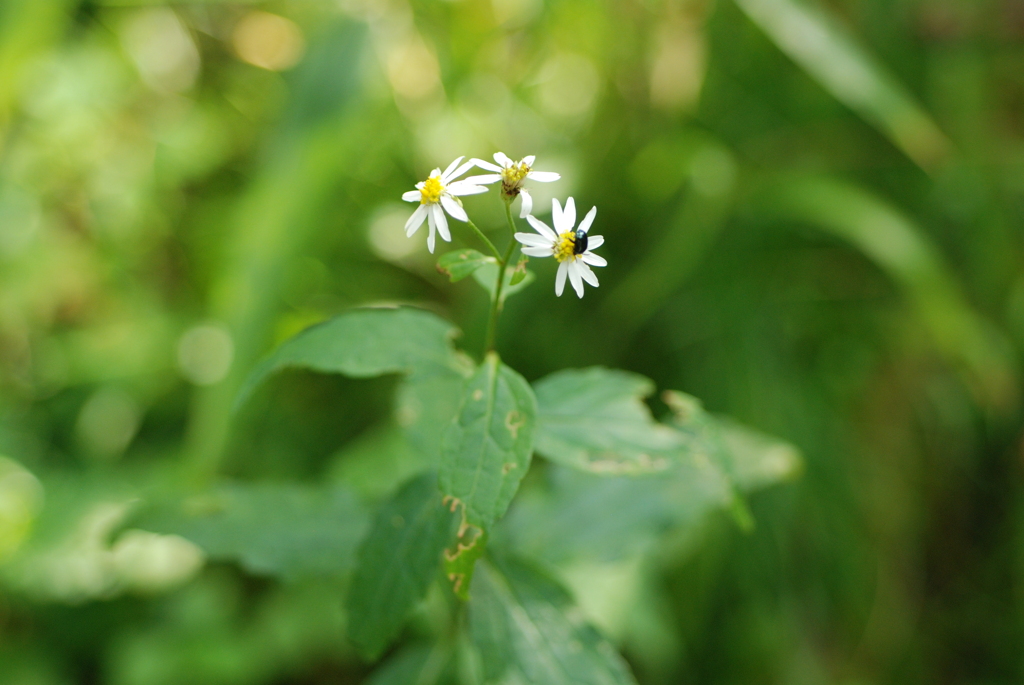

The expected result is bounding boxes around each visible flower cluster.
[402,152,606,298]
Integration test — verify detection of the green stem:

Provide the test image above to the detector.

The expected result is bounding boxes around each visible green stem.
[482,201,520,353]
[465,219,502,261]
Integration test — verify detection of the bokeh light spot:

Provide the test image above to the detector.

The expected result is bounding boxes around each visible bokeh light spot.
[76,388,142,460]
[120,8,200,93]
[177,324,234,386]
[232,11,306,72]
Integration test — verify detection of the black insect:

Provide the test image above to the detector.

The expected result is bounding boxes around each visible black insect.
[572,229,588,255]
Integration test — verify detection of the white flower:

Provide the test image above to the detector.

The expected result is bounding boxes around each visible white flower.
[466,152,560,218]
[515,197,606,298]
[402,156,488,253]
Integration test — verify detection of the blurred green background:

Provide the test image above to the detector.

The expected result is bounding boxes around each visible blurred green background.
[2,0,1024,683]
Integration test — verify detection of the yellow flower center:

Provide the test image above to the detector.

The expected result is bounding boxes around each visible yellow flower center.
[553,231,578,263]
[420,176,444,204]
[501,161,531,195]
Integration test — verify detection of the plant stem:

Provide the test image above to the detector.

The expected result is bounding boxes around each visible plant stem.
[465,219,502,261]
[482,201,520,353]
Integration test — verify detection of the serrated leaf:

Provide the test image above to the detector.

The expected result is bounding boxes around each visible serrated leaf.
[509,256,529,286]
[135,483,369,581]
[502,403,800,564]
[347,473,459,659]
[469,555,638,685]
[533,367,683,474]
[439,353,537,536]
[472,263,535,304]
[500,461,732,564]
[437,249,497,282]
[236,307,462,409]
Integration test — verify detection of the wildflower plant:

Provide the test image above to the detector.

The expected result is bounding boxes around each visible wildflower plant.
[201,153,799,683]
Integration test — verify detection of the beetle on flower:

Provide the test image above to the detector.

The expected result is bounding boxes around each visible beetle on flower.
[467,152,560,218]
[402,156,488,253]
[515,197,606,298]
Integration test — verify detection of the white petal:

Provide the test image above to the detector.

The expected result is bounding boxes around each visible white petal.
[522,246,553,257]
[405,204,428,236]
[555,260,568,297]
[577,205,597,234]
[429,168,441,177]
[527,170,560,183]
[447,181,489,196]
[440,194,468,222]
[440,157,464,182]
[581,251,607,267]
[471,159,502,172]
[563,197,576,231]
[526,215,557,241]
[427,209,437,253]
[515,232,552,247]
[494,152,512,167]
[568,261,584,298]
[551,198,564,232]
[522,154,536,166]
[402,190,422,202]
[578,260,600,286]
[519,188,533,218]
[415,181,425,189]
[445,160,476,183]
[432,204,451,242]
[587,235,604,250]
[463,174,502,185]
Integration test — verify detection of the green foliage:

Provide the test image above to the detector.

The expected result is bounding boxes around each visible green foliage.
[472,263,535,303]
[236,307,464,408]
[533,367,683,474]
[439,354,537,533]
[469,555,638,685]
[364,643,455,685]
[346,473,459,659]
[10,0,1019,681]
[136,483,368,581]
[509,256,529,286]
[503,406,800,564]
[437,249,497,282]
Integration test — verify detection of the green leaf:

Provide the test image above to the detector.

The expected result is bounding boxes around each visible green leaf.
[717,418,803,491]
[533,367,683,474]
[395,358,473,461]
[662,390,754,530]
[734,0,949,171]
[364,643,454,685]
[472,263,535,304]
[444,527,487,601]
[136,483,369,581]
[346,473,459,659]
[439,353,537,534]
[501,390,801,564]
[509,256,529,286]
[500,462,733,564]
[328,423,424,501]
[236,306,462,409]
[437,249,497,282]
[469,555,638,685]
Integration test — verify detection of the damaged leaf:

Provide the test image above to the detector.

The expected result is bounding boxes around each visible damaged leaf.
[439,353,537,560]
